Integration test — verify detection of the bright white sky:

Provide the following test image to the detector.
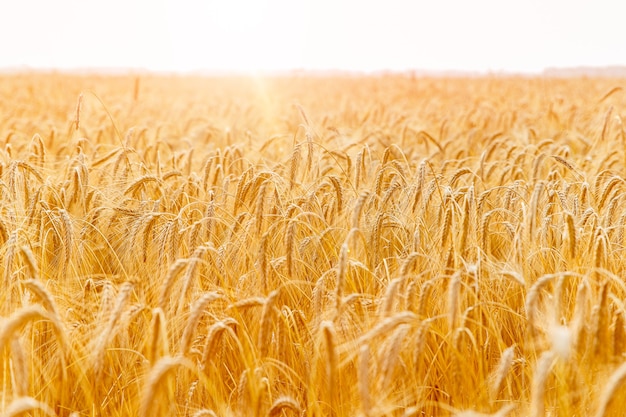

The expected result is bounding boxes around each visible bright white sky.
[1,0,624,74]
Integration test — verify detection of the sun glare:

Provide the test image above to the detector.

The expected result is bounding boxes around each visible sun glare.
[1,0,624,73]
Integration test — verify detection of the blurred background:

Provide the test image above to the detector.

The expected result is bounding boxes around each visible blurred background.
[1,0,624,74]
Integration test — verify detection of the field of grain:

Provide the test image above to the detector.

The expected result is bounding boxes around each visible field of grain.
[1,73,626,416]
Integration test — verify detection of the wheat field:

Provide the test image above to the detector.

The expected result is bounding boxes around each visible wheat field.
[1,73,626,416]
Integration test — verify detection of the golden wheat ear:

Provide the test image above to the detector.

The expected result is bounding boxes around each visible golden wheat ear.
[3,396,56,417]
[530,352,555,417]
[139,356,185,417]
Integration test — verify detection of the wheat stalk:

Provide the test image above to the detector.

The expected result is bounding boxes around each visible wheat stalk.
[159,259,189,310]
[201,321,229,370]
[0,305,66,352]
[454,404,516,417]
[3,396,56,417]
[441,206,453,247]
[595,360,626,417]
[192,410,218,417]
[417,279,434,318]
[258,232,269,293]
[598,176,622,210]
[352,191,369,229]
[358,312,417,344]
[448,271,461,329]
[3,230,18,306]
[489,345,515,399]
[178,245,209,305]
[268,396,301,417]
[328,175,343,216]
[74,93,83,131]
[526,274,559,337]
[381,323,410,389]
[528,182,545,242]
[450,167,473,187]
[379,277,403,318]
[140,213,160,263]
[358,343,371,417]
[258,290,279,357]
[459,191,472,255]
[10,337,28,397]
[23,279,59,318]
[93,282,134,373]
[179,291,222,356]
[125,175,162,198]
[149,307,167,363]
[593,282,611,358]
[57,208,73,275]
[288,143,301,190]
[530,351,555,417]
[285,219,297,279]
[29,133,46,167]
[571,280,589,351]
[254,181,268,234]
[613,311,625,357]
[565,211,576,261]
[139,356,186,417]
[335,243,349,316]
[321,320,338,409]
[18,245,39,281]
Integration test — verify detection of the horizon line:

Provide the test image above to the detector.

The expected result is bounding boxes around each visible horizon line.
[2,65,626,78]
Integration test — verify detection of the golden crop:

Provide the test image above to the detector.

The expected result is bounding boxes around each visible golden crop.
[0,73,626,416]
